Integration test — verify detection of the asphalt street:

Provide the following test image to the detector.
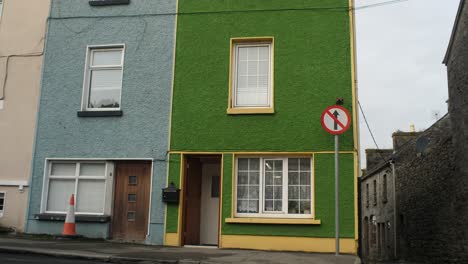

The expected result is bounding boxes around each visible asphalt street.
[0,253,108,264]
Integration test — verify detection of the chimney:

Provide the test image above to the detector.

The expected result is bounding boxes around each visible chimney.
[392,131,422,151]
[365,149,393,170]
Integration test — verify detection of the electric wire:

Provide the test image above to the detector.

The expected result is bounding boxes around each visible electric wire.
[358,100,389,163]
[49,0,410,20]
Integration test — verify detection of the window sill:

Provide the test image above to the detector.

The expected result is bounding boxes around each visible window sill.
[89,0,130,6]
[225,218,321,225]
[77,110,123,117]
[227,107,274,115]
[34,213,111,223]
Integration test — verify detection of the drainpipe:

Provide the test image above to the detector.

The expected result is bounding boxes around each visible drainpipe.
[390,158,397,260]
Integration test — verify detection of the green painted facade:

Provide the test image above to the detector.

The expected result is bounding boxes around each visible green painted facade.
[167,0,357,240]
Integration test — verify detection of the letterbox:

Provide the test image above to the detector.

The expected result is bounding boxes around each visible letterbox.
[162,182,180,204]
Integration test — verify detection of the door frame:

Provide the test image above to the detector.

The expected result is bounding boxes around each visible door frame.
[110,159,154,242]
[181,154,222,246]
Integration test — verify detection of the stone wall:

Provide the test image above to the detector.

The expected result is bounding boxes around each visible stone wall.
[444,1,468,263]
[395,116,465,263]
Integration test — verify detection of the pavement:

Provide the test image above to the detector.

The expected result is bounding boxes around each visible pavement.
[0,235,361,264]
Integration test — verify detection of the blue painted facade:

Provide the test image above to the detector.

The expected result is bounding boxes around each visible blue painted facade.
[26,0,176,245]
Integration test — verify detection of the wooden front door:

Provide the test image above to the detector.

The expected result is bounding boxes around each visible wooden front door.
[112,161,151,242]
[183,158,202,245]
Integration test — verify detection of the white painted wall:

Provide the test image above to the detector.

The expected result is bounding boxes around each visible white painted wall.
[200,163,220,245]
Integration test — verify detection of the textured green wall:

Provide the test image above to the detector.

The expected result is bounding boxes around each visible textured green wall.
[166,154,181,233]
[166,0,356,238]
[171,0,354,152]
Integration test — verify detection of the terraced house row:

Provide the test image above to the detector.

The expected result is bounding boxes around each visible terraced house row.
[0,0,360,254]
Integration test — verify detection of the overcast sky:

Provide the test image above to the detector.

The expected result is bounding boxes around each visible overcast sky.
[355,0,460,167]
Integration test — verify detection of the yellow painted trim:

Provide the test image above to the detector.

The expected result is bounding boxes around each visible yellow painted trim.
[225,218,321,225]
[231,154,235,218]
[227,37,275,115]
[169,151,356,155]
[312,154,316,219]
[221,235,357,254]
[349,0,360,241]
[218,154,224,247]
[176,154,185,246]
[164,233,179,247]
[227,107,274,115]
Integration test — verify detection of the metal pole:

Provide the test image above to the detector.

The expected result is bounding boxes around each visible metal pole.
[335,134,340,256]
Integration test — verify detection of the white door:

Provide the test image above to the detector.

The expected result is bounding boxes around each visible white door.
[199,163,220,245]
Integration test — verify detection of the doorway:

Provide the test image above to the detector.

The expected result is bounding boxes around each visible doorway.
[182,155,221,246]
[111,161,151,242]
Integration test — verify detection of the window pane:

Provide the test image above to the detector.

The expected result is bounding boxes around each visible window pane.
[300,172,311,185]
[92,50,122,66]
[234,44,271,107]
[237,186,248,199]
[264,159,283,212]
[236,158,260,214]
[249,186,259,199]
[237,200,249,213]
[248,200,259,213]
[76,180,105,213]
[288,158,312,215]
[47,179,75,212]
[300,158,311,171]
[288,158,299,171]
[238,172,248,184]
[250,159,260,170]
[50,163,76,176]
[289,172,299,185]
[288,201,299,214]
[79,163,105,176]
[88,69,122,109]
[300,201,311,214]
[238,158,249,171]
[249,171,260,184]
[300,186,311,200]
[288,186,299,199]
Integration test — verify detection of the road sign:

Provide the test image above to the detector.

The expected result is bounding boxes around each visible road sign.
[320,105,351,135]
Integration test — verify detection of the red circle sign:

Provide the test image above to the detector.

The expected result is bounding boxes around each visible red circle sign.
[320,105,351,135]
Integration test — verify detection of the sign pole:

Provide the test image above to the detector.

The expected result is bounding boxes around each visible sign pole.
[335,134,340,256]
[320,104,350,257]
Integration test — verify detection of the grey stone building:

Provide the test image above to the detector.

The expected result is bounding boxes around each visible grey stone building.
[360,1,468,263]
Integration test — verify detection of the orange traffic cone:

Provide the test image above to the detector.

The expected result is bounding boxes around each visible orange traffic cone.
[62,194,76,236]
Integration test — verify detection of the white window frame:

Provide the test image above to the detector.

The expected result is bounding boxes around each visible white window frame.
[232,42,273,108]
[234,156,314,219]
[81,44,125,111]
[41,160,114,215]
[0,191,5,218]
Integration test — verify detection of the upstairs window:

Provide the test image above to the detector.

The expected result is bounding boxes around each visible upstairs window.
[382,174,388,203]
[366,183,369,208]
[373,179,377,206]
[82,46,124,111]
[229,38,274,114]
